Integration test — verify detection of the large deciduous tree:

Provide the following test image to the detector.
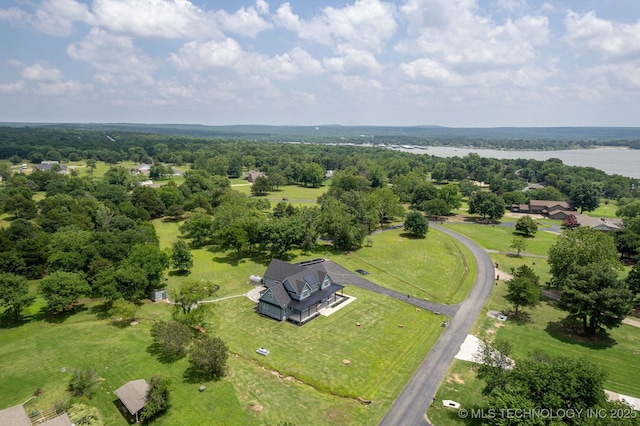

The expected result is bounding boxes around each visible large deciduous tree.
[0,272,35,320]
[504,274,540,316]
[403,211,429,237]
[150,320,192,362]
[570,181,601,213]
[300,162,325,188]
[547,227,621,289]
[367,187,404,229]
[39,271,90,313]
[478,352,611,425]
[188,336,229,380]
[514,215,538,237]
[468,191,505,221]
[171,240,193,274]
[558,264,633,335]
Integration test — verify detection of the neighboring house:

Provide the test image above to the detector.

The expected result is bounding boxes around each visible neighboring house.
[325,170,334,179]
[114,379,149,423]
[0,403,72,426]
[134,163,152,175]
[258,259,344,324]
[34,161,68,174]
[522,182,545,191]
[244,170,266,183]
[511,200,575,218]
[573,214,623,231]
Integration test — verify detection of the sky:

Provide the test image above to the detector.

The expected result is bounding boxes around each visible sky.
[1,0,640,127]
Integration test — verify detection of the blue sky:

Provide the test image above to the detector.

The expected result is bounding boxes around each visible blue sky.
[1,0,640,126]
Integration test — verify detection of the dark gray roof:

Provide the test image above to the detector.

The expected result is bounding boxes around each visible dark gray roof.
[285,266,329,295]
[287,283,344,311]
[261,284,292,309]
[264,259,305,287]
[115,379,149,415]
[35,163,67,172]
[0,404,31,426]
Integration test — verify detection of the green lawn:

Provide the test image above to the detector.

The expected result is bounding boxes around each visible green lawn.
[584,200,619,219]
[1,217,462,425]
[441,223,558,256]
[0,286,443,425]
[232,183,329,207]
[329,228,476,304]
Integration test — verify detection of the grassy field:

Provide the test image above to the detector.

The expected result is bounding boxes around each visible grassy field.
[0,286,444,425]
[441,222,557,256]
[1,217,474,425]
[330,229,477,304]
[584,200,619,219]
[155,220,477,305]
[427,280,640,425]
[231,182,330,207]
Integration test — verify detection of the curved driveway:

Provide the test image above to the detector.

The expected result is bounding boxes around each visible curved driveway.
[375,223,496,426]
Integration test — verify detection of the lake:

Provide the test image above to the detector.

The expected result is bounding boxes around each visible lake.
[392,146,640,178]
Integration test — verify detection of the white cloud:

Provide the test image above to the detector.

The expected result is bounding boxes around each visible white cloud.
[156,79,196,99]
[0,7,30,23]
[565,11,640,60]
[260,47,324,79]
[256,0,269,15]
[275,0,397,53]
[400,59,459,85]
[35,80,91,96]
[33,0,94,36]
[170,38,245,71]
[21,62,63,81]
[92,0,213,39]
[323,47,382,75]
[0,80,27,94]
[67,28,156,85]
[331,74,382,92]
[398,0,549,68]
[215,6,272,37]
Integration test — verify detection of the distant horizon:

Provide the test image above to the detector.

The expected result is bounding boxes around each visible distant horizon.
[3,122,640,130]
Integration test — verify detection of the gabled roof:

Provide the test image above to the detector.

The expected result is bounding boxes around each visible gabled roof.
[285,265,329,295]
[115,379,149,415]
[264,259,305,286]
[0,404,31,426]
[574,214,623,231]
[529,200,573,210]
[287,283,344,311]
[262,285,292,309]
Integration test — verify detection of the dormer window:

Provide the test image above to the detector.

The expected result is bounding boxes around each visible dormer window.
[301,290,310,298]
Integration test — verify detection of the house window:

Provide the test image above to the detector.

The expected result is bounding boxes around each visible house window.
[268,293,273,300]
[302,290,309,298]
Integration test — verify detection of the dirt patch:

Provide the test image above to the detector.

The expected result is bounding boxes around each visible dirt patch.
[450,373,465,384]
[248,404,263,412]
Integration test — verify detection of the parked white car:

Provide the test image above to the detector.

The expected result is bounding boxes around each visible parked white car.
[256,347,270,356]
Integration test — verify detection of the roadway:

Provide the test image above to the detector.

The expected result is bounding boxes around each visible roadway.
[378,223,496,426]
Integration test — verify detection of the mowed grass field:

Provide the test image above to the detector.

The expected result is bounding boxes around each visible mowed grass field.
[1,216,473,425]
[330,229,476,304]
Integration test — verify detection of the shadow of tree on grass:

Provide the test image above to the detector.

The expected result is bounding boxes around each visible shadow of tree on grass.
[545,317,617,349]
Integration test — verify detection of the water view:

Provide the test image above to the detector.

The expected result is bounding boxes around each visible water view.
[394,146,640,178]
